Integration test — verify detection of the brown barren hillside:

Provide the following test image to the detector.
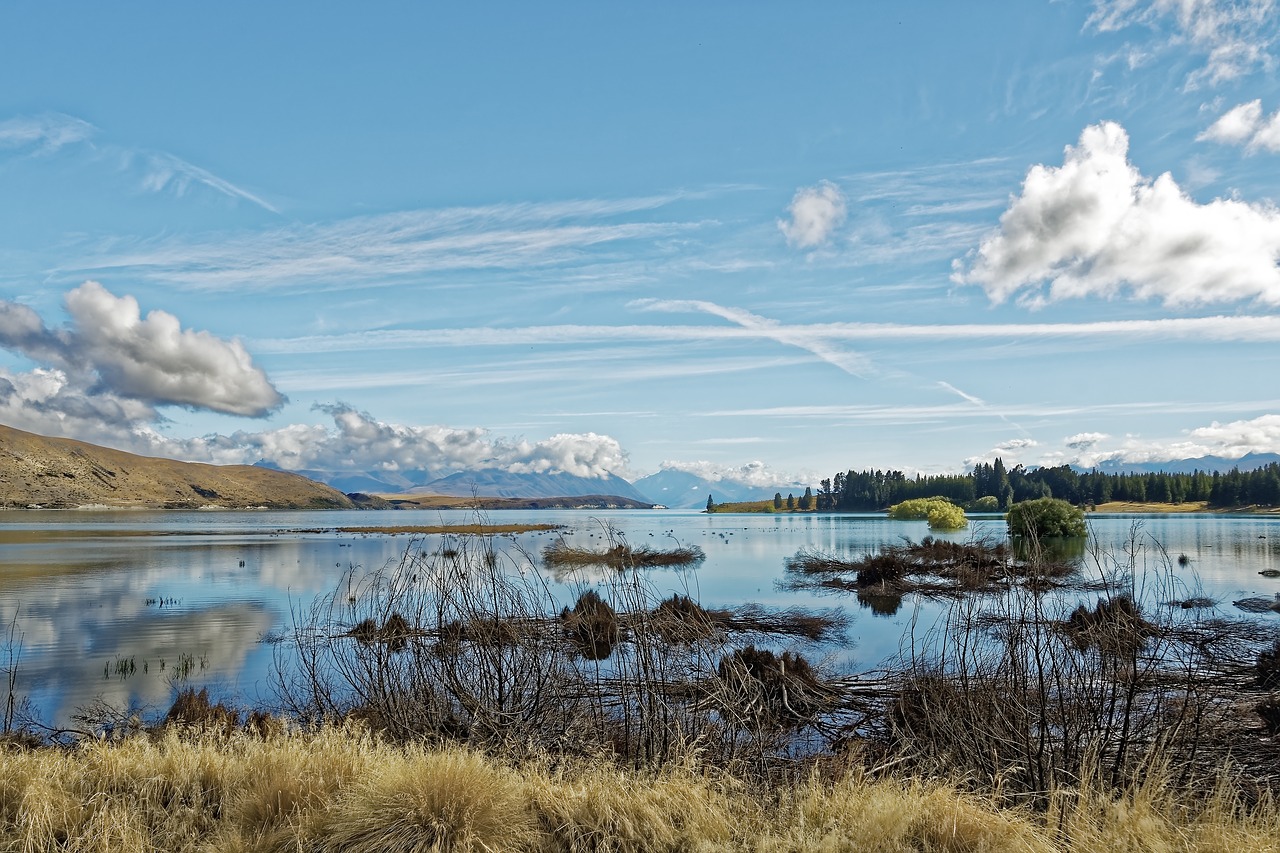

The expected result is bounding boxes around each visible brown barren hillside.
[0,423,354,510]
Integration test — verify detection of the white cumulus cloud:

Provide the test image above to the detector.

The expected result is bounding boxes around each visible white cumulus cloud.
[1065,431,1110,450]
[955,121,1280,307]
[657,459,802,489]
[778,180,847,249]
[1199,99,1280,152]
[0,282,284,417]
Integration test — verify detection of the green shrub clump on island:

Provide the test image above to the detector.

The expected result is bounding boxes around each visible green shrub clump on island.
[887,497,968,531]
[1007,497,1086,538]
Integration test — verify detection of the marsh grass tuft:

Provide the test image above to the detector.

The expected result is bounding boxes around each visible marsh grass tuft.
[542,540,705,570]
[165,688,238,735]
[561,590,620,660]
[785,536,1074,600]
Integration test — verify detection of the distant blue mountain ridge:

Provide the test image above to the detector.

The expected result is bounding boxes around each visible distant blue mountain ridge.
[254,460,798,508]
[256,453,1280,508]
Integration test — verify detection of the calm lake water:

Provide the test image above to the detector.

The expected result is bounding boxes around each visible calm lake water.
[2,508,1279,729]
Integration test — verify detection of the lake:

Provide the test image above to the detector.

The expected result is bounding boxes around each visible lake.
[2,508,1279,730]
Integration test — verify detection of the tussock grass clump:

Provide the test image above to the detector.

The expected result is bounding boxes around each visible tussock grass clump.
[543,541,705,570]
[561,590,621,660]
[649,593,717,643]
[348,612,416,652]
[314,745,536,853]
[523,755,742,852]
[714,646,836,728]
[164,688,239,735]
[646,595,847,645]
[773,771,1056,853]
[1061,594,1155,655]
[786,537,1052,599]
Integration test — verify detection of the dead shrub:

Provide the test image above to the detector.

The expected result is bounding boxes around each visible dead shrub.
[1256,697,1280,735]
[1257,638,1280,689]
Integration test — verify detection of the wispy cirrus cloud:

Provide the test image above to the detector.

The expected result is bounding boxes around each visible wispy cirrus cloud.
[705,399,1280,422]
[0,111,276,212]
[632,298,878,378]
[836,157,1013,265]
[67,194,711,291]
[0,113,96,154]
[270,353,812,393]
[128,150,280,213]
[254,313,1280,356]
[1087,0,1278,88]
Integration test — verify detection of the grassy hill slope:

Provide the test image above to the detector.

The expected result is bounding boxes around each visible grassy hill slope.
[0,423,354,509]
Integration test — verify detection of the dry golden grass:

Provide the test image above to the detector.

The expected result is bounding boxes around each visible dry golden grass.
[1,726,1278,852]
[0,422,353,510]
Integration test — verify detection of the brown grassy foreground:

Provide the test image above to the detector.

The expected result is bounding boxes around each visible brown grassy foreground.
[2,725,1278,852]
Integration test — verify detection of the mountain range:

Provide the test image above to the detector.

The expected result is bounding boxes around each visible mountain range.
[254,461,799,508]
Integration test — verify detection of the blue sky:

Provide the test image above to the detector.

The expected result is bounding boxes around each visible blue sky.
[3,1,1280,488]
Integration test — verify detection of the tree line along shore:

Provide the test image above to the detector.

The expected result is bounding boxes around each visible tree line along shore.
[708,459,1280,514]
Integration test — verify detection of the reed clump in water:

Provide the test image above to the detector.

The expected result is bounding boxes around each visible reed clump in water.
[542,540,705,569]
[560,590,620,660]
[785,536,1074,598]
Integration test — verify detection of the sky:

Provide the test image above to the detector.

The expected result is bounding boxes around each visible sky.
[3,1,1280,488]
